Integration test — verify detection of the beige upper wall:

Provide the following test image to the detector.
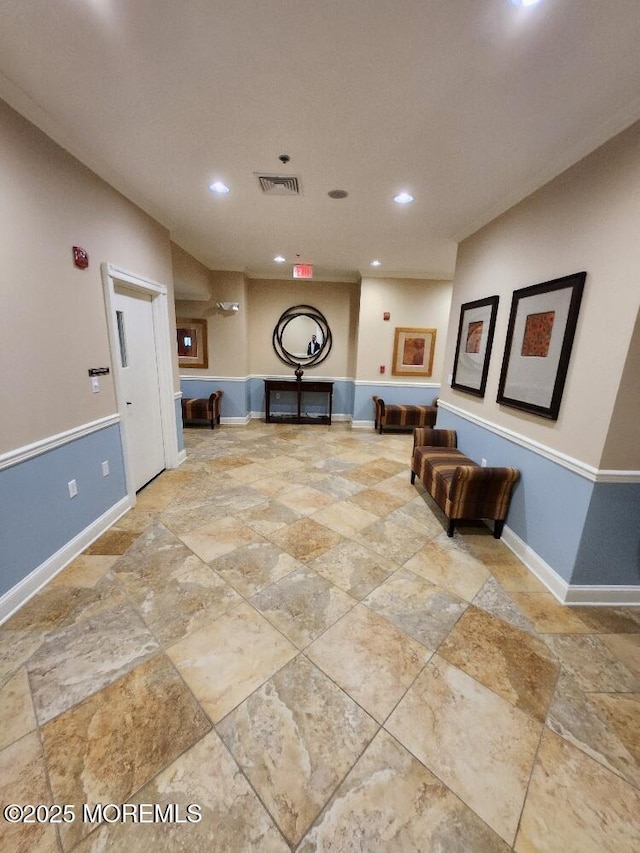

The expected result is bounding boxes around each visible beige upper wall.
[175,270,249,377]
[246,279,360,378]
[171,242,211,301]
[440,119,640,469]
[0,99,175,454]
[356,278,453,383]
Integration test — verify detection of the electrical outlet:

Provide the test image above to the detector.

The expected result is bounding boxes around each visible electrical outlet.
[481,458,487,467]
[102,461,110,477]
[68,479,78,498]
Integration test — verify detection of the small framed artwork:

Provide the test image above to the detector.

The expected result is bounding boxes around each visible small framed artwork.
[176,318,208,369]
[392,327,437,377]
[496,271,586,420]
[451,295,499,397]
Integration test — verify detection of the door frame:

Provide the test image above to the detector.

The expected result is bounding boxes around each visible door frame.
[101,262,180,504]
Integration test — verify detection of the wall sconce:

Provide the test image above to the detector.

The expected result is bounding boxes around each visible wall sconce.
[216,301,240,312]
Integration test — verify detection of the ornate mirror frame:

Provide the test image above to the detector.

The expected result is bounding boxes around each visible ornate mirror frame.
[272,304,333,378]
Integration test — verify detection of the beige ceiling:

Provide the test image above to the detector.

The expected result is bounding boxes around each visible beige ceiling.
[2,1,640,283]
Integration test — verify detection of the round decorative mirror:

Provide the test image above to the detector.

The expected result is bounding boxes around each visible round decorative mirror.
[272,305,332,377]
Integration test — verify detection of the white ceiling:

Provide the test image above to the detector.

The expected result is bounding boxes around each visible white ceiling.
[2,1,640,285]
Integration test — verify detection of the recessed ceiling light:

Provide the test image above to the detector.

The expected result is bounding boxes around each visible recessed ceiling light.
[209,181,230,194]
[393,191,414,204]
[274,255,286,263]
[509,0,542,6]
[328,189,348,199]
[370,260,382,267]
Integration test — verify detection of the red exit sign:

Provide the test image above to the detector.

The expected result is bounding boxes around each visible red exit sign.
[293,263,313,279]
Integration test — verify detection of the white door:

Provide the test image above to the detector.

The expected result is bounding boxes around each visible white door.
[113,286,166,491]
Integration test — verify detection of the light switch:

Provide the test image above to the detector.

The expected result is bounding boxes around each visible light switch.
[91,377,100,393]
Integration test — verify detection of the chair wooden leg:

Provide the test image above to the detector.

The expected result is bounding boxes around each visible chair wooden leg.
[447,519,455,537]
[493,520,504,539]
[410,471,416,484]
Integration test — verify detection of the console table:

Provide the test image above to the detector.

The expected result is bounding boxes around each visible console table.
[264,379,334,425]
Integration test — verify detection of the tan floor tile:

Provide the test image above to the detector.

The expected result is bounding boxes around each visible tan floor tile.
[74,731,289,853]
[547,671,640,787]
[27,601,160,724]
[42,654,211,850]
[251,567,355,649]
[237,498,303,536]
[299,729,509,853]
[569,606,640,634]
[0,668,37,750]
[0,732,58,853]
[508,591,592,633]
[0,631,46,685]
[588,692,640,765]
[49,555,117,588]
[226,461,276,483]
[268,517,344,563]
[121,554,242,646]
[218,656,378,845]
[386,655,542,845]
[544,633,640,693]
[84,528,141,555]
[404,534,491,602]
[167,602,297,722]
[348,485,410,516]
[363,568,468,650]
[309,540,395,600]
[180,516,265,562]
[276,484,336,516]
[306,604,431,723]
[311,500,380,536]
[600,633,640,679]
[211,541,302,597]
[438,606,559,723]
[488,560,549,593]
[352,517,430,564]
[515,729,640,852]
[472,577,537,635]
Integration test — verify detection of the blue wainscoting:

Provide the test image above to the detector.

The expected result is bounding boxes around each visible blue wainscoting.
[436,403,639,591]
[0,423,127,598]
[181,377,249,422]
[573,481,640,586]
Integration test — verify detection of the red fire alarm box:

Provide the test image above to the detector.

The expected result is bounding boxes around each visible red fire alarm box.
[383,312,390,321]
[73,246,89,269]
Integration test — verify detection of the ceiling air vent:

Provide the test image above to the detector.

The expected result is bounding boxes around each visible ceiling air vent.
[256,174,301,196]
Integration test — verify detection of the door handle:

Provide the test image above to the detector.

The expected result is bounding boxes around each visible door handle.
[126,401,132,406]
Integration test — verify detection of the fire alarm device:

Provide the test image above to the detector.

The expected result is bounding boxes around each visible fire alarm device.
[383,312,390,321]
[73,246,89,269]
[379,365,386,374]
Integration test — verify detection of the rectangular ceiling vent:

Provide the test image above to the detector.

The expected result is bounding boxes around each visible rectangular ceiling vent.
[256,174,301,196]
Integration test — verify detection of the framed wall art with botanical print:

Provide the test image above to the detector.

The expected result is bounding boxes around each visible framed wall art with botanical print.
[496,272,586,420]
[451,295,499,397]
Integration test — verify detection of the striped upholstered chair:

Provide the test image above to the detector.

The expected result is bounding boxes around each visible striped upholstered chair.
[373,396,438,434]
[411,427,520,539]
[181,390,223,429]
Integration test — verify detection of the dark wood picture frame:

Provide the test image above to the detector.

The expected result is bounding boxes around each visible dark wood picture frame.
[496,272,586,420]
[451,295,499,397]
[176,318,208,369]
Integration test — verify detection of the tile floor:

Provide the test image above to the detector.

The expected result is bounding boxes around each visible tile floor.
[1,422,639,852]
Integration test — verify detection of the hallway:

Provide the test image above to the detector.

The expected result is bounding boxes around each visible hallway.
[1,423,639,851]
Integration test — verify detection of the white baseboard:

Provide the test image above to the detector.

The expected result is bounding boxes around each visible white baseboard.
[501,525,640,606]
[0,496,132,625]
[352,420,375,430]
[222,416,252,426]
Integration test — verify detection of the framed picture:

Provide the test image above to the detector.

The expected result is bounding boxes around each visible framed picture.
[496,271,586,420]
[176,318,208,369]
[392,327,437,377]
[451,295,499,397]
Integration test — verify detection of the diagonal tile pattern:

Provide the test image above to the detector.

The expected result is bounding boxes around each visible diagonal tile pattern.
[1,421,639,851]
